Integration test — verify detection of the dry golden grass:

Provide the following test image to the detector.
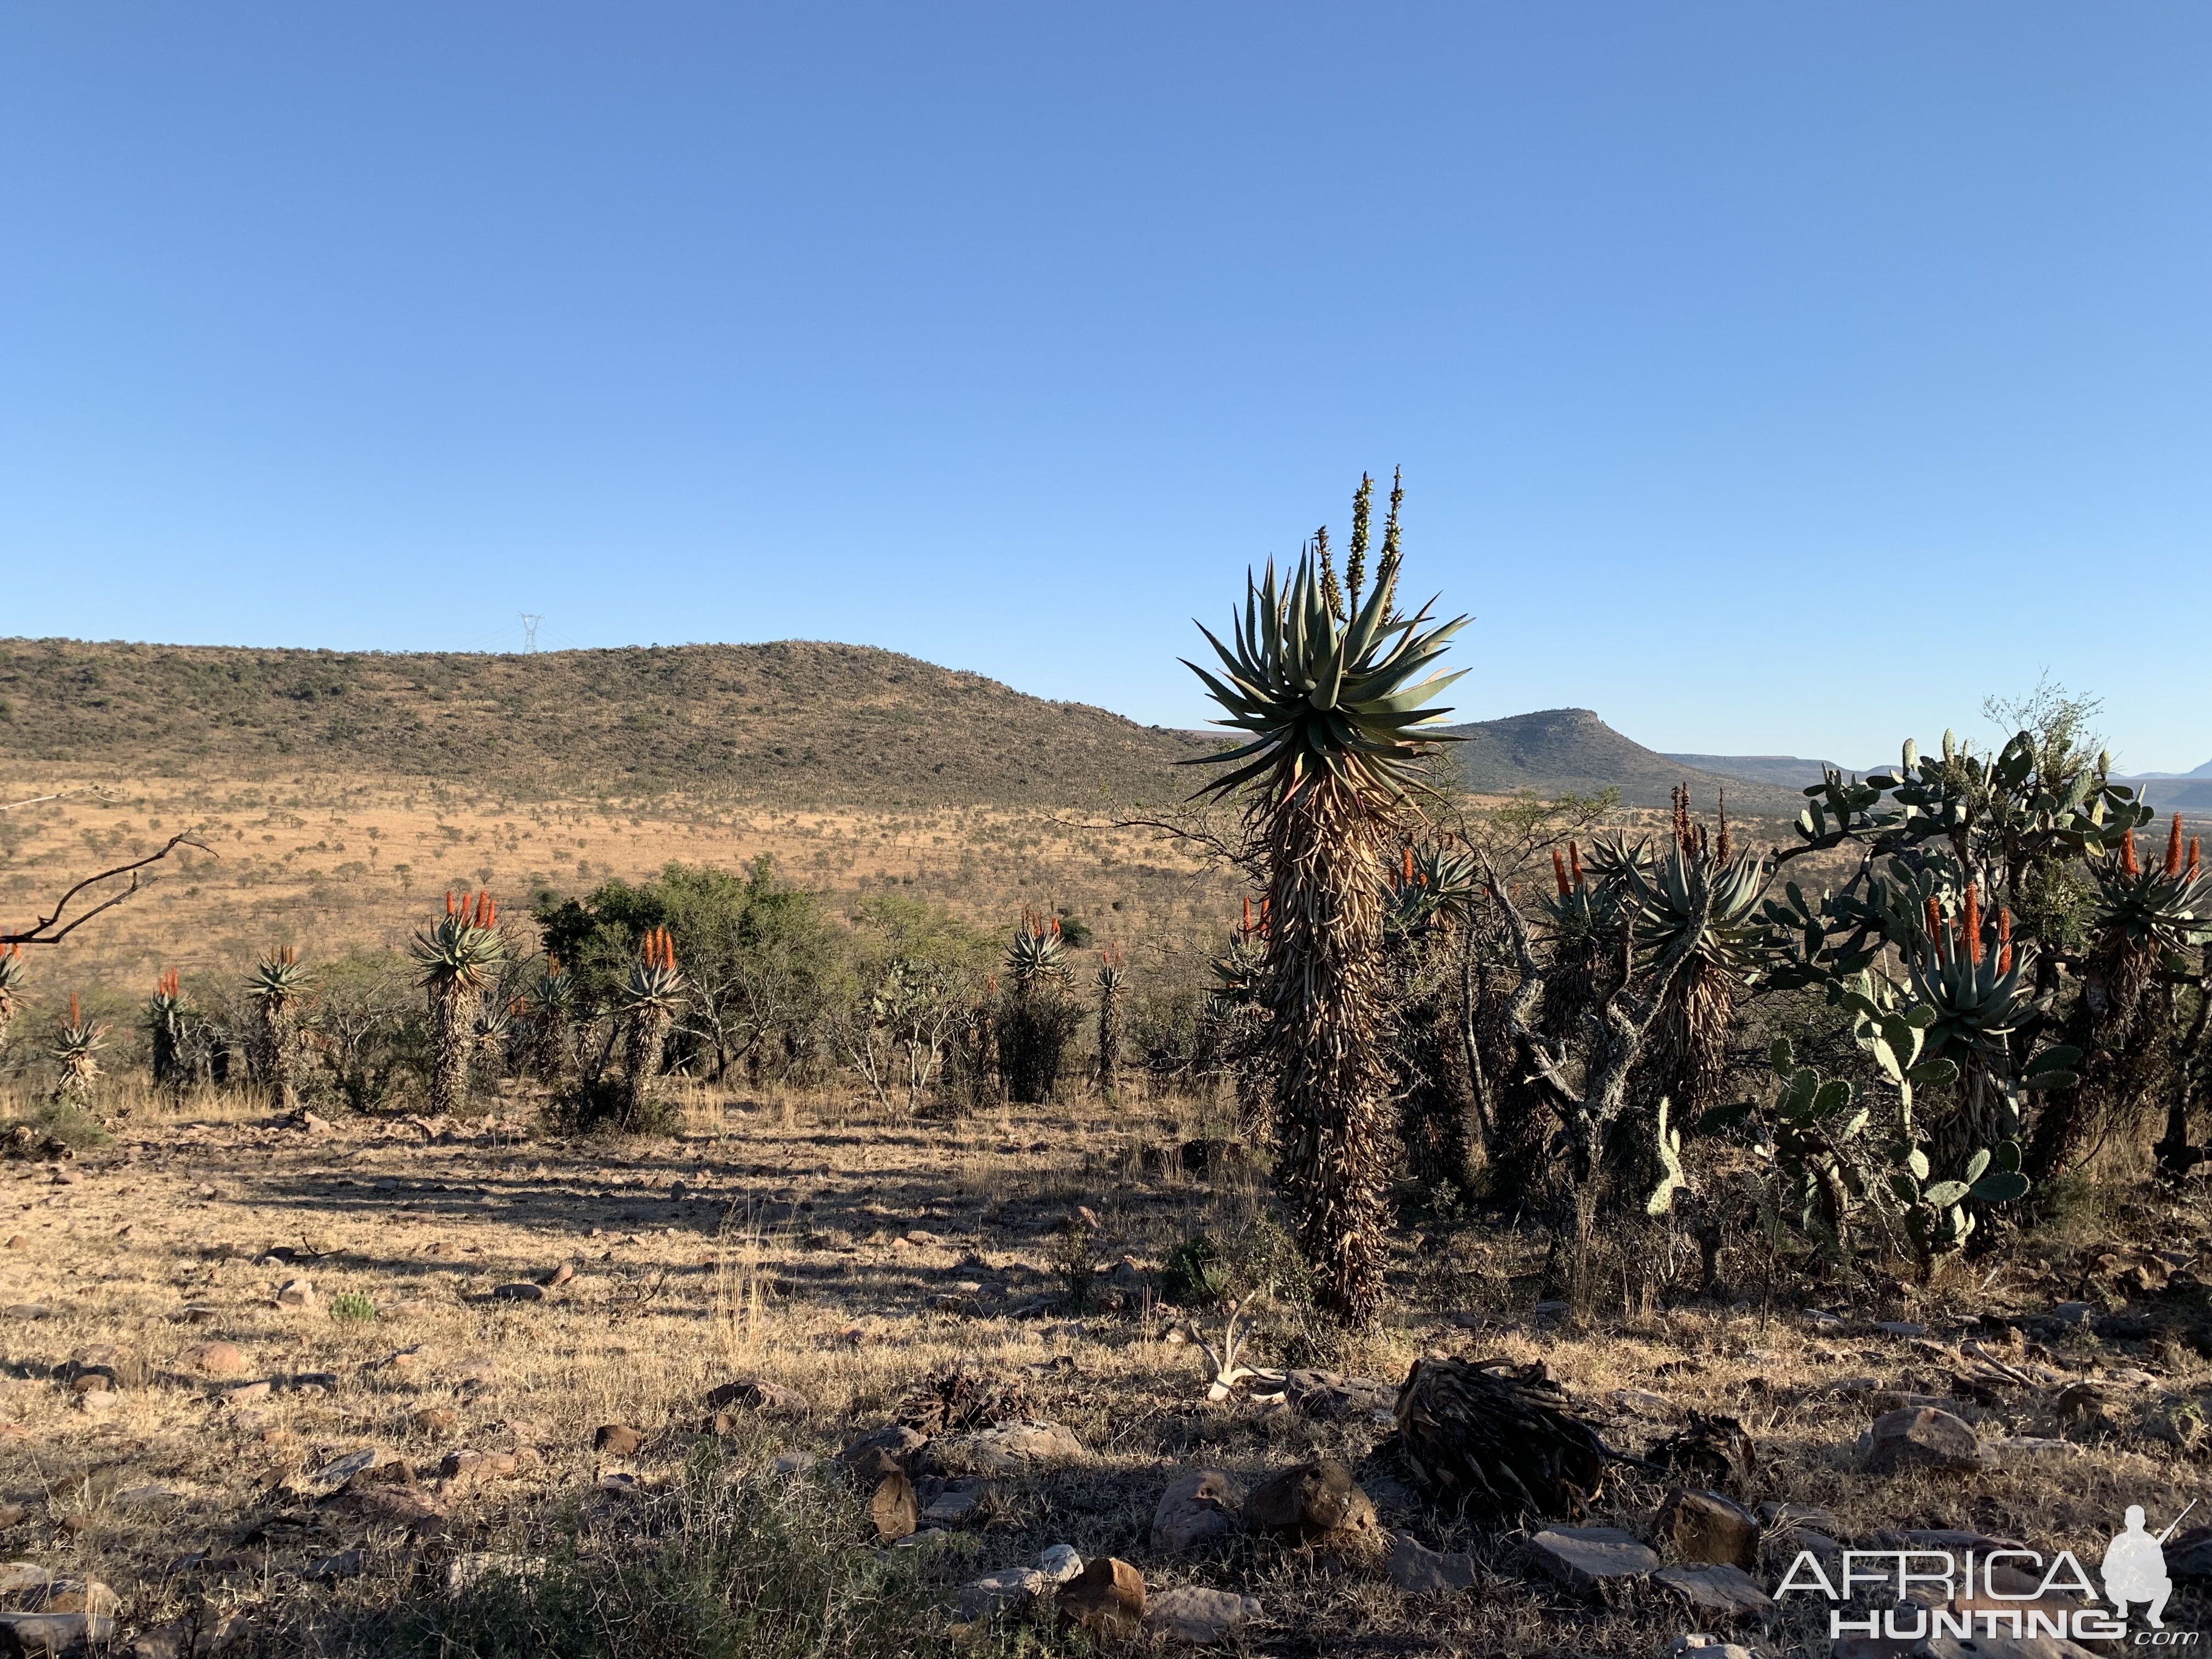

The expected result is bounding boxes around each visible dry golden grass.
[0,1073,2208,1656]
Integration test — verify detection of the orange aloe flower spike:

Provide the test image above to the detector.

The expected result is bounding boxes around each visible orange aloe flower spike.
[1962,884,1983,966]
[2121,829,2139,876]
[1552,849,1570,896]
[2168,813,2185,877]
[1569,841,1583,888]
[1925,895,1945,960]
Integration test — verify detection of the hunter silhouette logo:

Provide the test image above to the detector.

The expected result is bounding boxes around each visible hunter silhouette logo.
[1776,1502,2200,1644]
[2104,1502,2196,1629]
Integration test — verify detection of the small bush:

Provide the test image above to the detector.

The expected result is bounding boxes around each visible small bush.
[1162,1235,1231,1308]
[382,1455,963,1659]
[329,1292,377,1323]
[12,1101,111,1153]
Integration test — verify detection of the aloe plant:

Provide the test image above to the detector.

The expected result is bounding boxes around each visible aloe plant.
[410,891,505,1116]
[0,944,24,1062]
[616,926,685,1129]
[145,969,190,1093]
[245,947,312,1111]
[48,993,106,1103]
[1184,470,1467,1325]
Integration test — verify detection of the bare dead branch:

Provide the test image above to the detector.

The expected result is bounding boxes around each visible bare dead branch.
[3,833,213,947]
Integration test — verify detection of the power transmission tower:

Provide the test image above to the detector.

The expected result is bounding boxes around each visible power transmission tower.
[520,613,544,653]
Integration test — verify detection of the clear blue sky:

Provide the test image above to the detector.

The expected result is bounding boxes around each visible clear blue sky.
[6,5,2209,770]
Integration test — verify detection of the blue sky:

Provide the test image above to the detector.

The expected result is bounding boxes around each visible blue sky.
[5,4,2209,770]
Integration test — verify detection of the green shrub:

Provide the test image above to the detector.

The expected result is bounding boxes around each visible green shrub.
[1161,1236,1231,1308]
[329,1292,377,1323]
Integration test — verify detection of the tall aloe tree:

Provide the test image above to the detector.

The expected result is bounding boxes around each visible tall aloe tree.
[1184,471,1467,1325]
[146,969,190,1095]
[0,944,25,1062]
[618,926,685,1129]
[245,947,312,1110]
[410,891,506,1116]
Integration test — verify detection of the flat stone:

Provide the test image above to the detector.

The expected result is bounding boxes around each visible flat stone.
[1035,1544,1083,1585]
[1152,1468,1243,1555]
[703,1378,810,1417]
[303,1549,362,1581]
[839,1423,928,1480]
[2046,1301,2096,1325]
[1244,1458,1379,1548]
[1526,1526,1660,1590]
[1057,1556,1145,1640]
[1652,1563,1775,1618]
[919,1420,1084,1477]
[0,1566,120,1616]
[1864,1407,1990,1474]
[955,1566,1046,1620]
[490,1281,544,1301]
[1282,1369,1398,1421]
[1,1611,118,1654]
[1654,1488,1759,1569]
[593,1424,645,1456]
[275,1278,314,1308]
[1386,1531,1478,1593]
[1875,1321,1929,1337]
[921,1483,990,1525]
[111,1484,180,1510]
[1143,1585,1260,1644]
[868,1474,917,1541]
[289,1447,397,1498]
[4,1305,52,1321]
[184,1341,251,1378]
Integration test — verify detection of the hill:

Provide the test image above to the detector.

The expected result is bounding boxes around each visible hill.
[1441,709,1807,815]
[0,637,1212,808]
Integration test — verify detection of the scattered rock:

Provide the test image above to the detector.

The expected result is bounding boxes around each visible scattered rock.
[839,1424,928,1480]
[1386,1531,1479,1593]
[921,1482,991,1525]
[869,1474,918,1541]
[290,1446,404,1498]
[438,1449,522,1487]
[1036,1544,1084,1584]
[1,1611,119,1654]
[183,1341,251,1378]
[0,1565,120,1616]
[1152,1469,1243,1555]
[111,1484,181,1510]
[1525,1526,1660,1590]
[1143,1585,1260,1644]
[1863,1406,1991,1474]
[704,1378,810,1417]
[275,1278,315,1309]
[593,1424,645,1456]
[1664,1637,1759,1659]
[303,1549,363,1581]
[127,1612,248,1659]
[541,1263,575,1288]
[413,1407,459,1434]
[1652,1563,1775,1619]
[955,1565,1046,1620]
[490,1282,544,1302]
[772,1452,820,1476]
[919,1420,1085,1477]
[1244,1458,1380,1550]
[1875,1321,1929,1337]
[1654,1488,1759,1570]
[2,1238,24,1252]
[3,1305,52,1322]
[1057,1556,1145,1641]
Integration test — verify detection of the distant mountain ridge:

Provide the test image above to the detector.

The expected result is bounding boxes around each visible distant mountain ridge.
[1663,752,1872,790]
[0,637,1213,807]
[1440,709,1806,815]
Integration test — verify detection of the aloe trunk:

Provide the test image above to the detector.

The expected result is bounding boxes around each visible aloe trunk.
[429,980,473,1115]
[623,1006,672,1128]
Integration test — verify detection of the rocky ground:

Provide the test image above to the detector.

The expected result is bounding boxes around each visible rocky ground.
[2,1083,2209,1657]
